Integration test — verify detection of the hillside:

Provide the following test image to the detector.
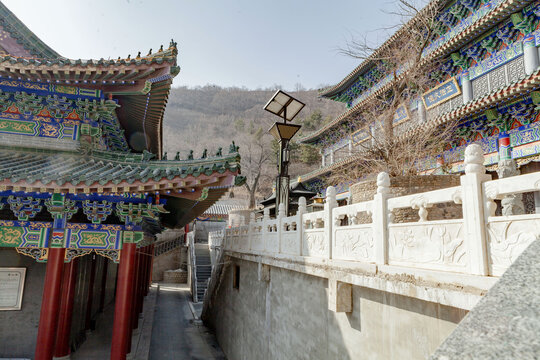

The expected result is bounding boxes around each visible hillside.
[162,86,345,160]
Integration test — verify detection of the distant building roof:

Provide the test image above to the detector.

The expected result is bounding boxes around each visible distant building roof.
[197,198,246,221]
[259,182,316,207]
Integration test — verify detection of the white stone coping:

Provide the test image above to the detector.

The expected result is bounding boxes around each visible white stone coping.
[226,250,498,311]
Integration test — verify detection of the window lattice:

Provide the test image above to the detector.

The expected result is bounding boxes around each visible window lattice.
[489,65,506,91]
[507,56,525,84]
[450,94,463,111]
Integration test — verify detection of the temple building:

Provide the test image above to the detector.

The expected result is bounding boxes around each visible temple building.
[0,2,242,359]
[298,0,540,205]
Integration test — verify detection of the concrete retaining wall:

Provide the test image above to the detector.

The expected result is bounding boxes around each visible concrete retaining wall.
[206,258,467,360]
[152,246,186,281]
[195,221,227,243]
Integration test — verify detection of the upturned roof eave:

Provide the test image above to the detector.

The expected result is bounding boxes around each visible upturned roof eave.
[318,0,446,98]
[0,2,61,59]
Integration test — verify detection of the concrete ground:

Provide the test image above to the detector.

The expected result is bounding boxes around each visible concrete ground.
[149,283,225,360]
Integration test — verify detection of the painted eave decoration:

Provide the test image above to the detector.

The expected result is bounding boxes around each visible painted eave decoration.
[303,0,532,144]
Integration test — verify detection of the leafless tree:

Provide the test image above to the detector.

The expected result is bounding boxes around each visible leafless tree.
[330,0,457,182]
[239,128,274,209]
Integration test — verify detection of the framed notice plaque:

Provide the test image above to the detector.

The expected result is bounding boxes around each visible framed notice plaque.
[0,267,26,310]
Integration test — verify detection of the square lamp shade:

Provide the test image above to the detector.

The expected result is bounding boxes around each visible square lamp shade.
[263,90,306,122]
[268,122,302,141]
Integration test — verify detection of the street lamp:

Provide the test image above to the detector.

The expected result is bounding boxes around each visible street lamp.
[264,90,305,216]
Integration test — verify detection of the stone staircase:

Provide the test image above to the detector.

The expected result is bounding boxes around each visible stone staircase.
[194,246,212,302]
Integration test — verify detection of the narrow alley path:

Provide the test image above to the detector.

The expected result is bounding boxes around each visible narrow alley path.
[149,283,226,360]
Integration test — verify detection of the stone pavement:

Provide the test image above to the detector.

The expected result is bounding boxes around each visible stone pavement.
[149,283,225,360]
[71,282,224,359]
[72,284,158,359]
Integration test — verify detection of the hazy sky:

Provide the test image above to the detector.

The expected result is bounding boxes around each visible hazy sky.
[3,0,403,91]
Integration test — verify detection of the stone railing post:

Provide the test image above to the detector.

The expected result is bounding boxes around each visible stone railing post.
[297,197,307,255]
[460,144,491,275]
[248,212,255,252]
[278,203,285,254]
[263,207,270,253]
[373,172,390,265]
[324,186,337,259]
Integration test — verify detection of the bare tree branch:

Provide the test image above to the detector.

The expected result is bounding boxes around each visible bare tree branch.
[329,0,456,184]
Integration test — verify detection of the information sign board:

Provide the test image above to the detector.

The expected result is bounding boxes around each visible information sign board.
[0,267,26,310]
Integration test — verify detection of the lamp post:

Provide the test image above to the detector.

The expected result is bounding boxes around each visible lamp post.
[264,90,305,216]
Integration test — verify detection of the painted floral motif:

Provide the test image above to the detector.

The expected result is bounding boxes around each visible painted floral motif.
[281,232,299,255]
[303,231,326,257]
[334,227,374,261]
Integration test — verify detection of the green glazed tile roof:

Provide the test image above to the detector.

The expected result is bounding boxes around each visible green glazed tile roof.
[0,2,60,59]
[0,148,240,189]
[0,47,177,68]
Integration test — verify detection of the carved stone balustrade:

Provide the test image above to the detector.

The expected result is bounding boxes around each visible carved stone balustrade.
[215,144,540,279]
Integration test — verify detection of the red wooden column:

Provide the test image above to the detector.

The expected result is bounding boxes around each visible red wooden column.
[135,248,143,317]
[131,249,142,330]
[98,258,109,313]
[126,247,141,355]
[138,247,145,303]
[139,246,148,305]
[137,248,144,314]
[85,254,97,331]
[110,243,136,360]
[140,247,147,303]
[54,258,79,359]
[35,247,66,360]
[143,246,150,296]
[148,244,155,287]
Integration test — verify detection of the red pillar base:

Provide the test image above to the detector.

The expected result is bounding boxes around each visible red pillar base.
[52,355,71,360]
[35,247,66,360]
